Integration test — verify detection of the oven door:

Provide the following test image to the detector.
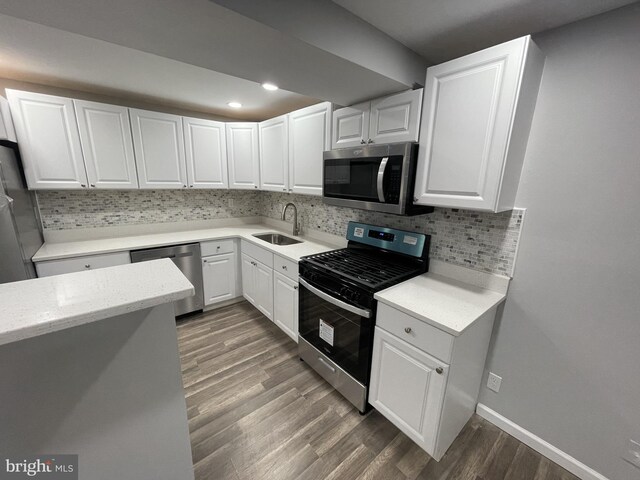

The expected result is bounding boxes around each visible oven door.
[298,278,373,384]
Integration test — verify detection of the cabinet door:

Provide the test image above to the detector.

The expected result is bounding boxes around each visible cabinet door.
[6,90,88,189]
[74,100,138,189]
[241,253,256,305]
[369,89,422,144]
[369,327,448,456]
[226,123,260,190]
[130,108,187,189]
[202,253,237,306]
[288,102,331,196]
[183,117,228,189]
[415,37,531,211]
[254,261,274,320]
[259,115,289,192]
[331,102,369,149]
[273,271,298,342]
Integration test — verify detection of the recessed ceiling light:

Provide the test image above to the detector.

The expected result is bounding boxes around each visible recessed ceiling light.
[262,83,279,91]
[227,102,242,108]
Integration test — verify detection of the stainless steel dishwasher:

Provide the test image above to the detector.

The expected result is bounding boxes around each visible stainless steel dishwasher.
[130,243,204,316]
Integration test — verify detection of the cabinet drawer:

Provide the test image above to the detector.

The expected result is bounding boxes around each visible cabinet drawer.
[376,302,453,363]
[36,251,131,277]
[201,239,235,256]
[241,239,273,268]
[274,254,298,282]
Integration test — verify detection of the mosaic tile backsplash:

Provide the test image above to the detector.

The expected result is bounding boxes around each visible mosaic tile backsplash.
[37,190,261,230]
[37,190,523,276]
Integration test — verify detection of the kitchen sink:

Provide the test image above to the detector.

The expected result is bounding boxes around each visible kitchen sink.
[253,233,302,246]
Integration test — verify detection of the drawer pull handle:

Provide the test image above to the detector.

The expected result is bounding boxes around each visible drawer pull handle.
[404,327,412,334]
[84,264,90,269]
[436,367,444,375]
[294,286,298,290]
[282,265,287,270]
[317,357,336,373]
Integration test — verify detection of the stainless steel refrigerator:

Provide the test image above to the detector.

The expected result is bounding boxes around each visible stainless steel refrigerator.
[0,140,43,284]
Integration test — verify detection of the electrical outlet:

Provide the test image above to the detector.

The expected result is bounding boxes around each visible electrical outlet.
[487,372,502,393]
[622,439,640,470]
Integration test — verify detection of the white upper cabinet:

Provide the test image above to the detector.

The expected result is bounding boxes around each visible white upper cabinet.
[369,89,423,145]
[226,123,260,190]
[130,108,187,189]
[288,102,331,196]
[414,36,545,212]
[259,115,289,192]
[332,102,370,149]
[0,95,17,142]
[74,100,138,189]
[6,90,88,189]
[183,117,228,189]
[331,89,422,148]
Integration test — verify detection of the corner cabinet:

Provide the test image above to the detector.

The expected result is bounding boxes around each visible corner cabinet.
[259,115,289,192]
[331,89,422,148]
[226,123,260,190]
[130,108,187,189]
[414,36,545,212]
[288,102,331,196]
[6,90,88,189]
[183,117,228,189]
[74,100,139,189]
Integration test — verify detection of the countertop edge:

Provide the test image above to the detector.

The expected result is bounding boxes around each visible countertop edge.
[0,284,194,347]
[32,225,337,263]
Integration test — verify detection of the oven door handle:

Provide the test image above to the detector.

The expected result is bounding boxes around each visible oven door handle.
[376,156,389,202]
[299,278,372,318]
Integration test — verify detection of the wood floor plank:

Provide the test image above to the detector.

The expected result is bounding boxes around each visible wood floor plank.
[178,301,581,480]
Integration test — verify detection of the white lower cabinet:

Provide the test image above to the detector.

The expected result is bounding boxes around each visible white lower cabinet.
[202,252,237,306]
[273,271,298,342]
[35,251,131,277]
[240,242,299,338]
[240,245,274,321]
[369,302,497,461]
[369,327,448,455]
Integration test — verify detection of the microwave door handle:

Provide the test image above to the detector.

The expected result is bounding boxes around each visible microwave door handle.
[377,156,389,202]
[299,278,372,318]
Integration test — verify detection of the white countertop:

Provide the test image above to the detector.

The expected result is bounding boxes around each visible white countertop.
[374,271,507,336]
[0,259,194,346]
[33,224,337,263]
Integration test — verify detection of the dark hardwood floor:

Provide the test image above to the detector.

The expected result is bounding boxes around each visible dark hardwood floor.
[177,301,579,480]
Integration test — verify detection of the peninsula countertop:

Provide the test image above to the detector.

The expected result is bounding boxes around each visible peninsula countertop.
[32,224,338,263]
[0,259,194,346]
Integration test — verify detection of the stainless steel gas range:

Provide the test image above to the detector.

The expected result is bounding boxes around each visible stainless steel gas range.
[298,222,431,413]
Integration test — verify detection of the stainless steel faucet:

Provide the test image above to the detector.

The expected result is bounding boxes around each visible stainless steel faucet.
[281,203,300,237]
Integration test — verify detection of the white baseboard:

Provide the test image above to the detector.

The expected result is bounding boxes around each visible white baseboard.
[476,404,609,480]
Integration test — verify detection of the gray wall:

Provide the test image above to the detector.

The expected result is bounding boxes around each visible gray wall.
[479,4,640,479]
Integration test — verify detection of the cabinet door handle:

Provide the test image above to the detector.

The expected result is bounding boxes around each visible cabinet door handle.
[84,264,91,269]
[367,139,373,144]
[404,327,412,334]
[81,184,86,188]
[90,184,96,188]
[360,139,366,144]
[294,286,298,290]
[282,265,287,270]
[436,367,444,375]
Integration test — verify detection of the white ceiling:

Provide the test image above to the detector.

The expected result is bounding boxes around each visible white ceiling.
[0,0,636,119]
[0,14,318,121]
[333,0,638,63]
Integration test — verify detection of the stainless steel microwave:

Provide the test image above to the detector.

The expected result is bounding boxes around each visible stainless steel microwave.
[322,143,433,216]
